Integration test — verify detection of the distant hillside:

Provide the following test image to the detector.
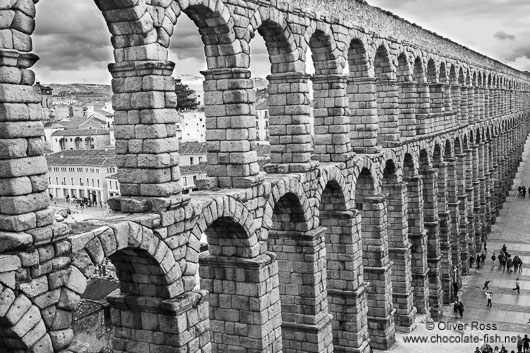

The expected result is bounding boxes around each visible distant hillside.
[44,84,112,97]
[43,76,268,99]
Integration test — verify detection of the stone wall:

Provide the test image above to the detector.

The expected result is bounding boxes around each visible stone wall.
[1,0,530,352]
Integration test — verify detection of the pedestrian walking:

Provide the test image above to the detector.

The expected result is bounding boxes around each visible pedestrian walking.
[483,280,491,291]
[477,254,482,269]
[485,290,493,307]
[481,252,486,264]
[513,278,520,294]
[491,253,496,265]
[453,301,460,318]
[502,244,507,254]
[517,335,523,353]
[453,281,459,297]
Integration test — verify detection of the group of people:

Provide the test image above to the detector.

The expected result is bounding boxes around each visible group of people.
[474,334,530,353]
[497,243,524,273]
[518,185,527,197]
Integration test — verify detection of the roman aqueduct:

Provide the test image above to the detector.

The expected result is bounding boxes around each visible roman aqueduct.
[1,0,530,352]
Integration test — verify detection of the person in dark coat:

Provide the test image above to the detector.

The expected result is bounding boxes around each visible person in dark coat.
[453,281,459,297]
[483,280,491,291]
[477,254,482,269]
[453,301,460,318]
[523,334,530,353]
[458,300,464,317]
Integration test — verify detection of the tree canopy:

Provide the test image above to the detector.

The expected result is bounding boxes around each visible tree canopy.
[175,79,199,111]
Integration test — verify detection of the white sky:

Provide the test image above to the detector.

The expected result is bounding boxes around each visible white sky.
[32,0,530,84]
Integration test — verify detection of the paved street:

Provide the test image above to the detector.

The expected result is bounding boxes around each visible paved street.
[384,138,530,353]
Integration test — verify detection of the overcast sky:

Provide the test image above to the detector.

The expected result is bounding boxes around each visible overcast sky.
[33,0,530,84]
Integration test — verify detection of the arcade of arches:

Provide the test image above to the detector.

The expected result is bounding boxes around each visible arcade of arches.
[1,0,530,352]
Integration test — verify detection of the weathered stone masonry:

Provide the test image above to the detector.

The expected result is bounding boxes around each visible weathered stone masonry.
[1,0,530,352]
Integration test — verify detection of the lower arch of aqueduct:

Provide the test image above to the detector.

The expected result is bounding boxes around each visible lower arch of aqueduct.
[1,0,530,352]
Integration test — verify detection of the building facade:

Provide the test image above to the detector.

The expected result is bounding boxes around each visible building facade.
[46,150,117,205]
[51,129,111,152]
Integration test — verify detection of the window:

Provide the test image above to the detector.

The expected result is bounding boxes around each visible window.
[198,157,203,163]
[80,178,83,185]
[91,179,94,187]
[71,178,74,185]
[190,157,194,165]
[97,179,100,187]
[55,177,59,184]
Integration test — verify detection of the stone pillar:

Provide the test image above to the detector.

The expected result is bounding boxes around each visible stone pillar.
[429,83,444,114]
[490,134,500,221]
[111,61,184,208]
[266,72,315,173]
[503,88,509,115]
[268,228,333,353]
[416,82,431,135]
[471,145,482,253]
[485,86,491,119]
[108,291,211,353]
[467,85,475,124]
[383,181,415,331]
[472,86,480,123]
[456,153,470,274]
[510,89,516,113]
[202,68,260,188]
[0,12,77,352]
[0,58,51,232]
[483,139,493,231]
[451,84,461,124]
[443,83,454,129]
[495,87,501,117]
[347,77,381,153]
[324,210,370,353]
[443,83,452,113]
[199,252,282,353]
[421,168,443,320]
[405,176,429,315]
[459,85,469,125]
[478,143,487,238]
[446,158,462,285]
[311,74,353,162]
[434,162,452,304]
[464,148,476,260]
[360,196,395,350]
[376,78,400,148]
[476,87,485,121]
[398,81,417,138]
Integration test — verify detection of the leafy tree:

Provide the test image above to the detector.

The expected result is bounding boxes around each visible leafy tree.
[175,78,199,111]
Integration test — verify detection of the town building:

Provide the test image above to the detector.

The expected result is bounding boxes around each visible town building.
[51,129,111,152]
[255,99,270,144]
[46,150,117,205]
[176,110,206,143]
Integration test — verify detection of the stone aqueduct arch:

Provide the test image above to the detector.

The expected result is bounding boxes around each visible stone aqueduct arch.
[1,0,530,352]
